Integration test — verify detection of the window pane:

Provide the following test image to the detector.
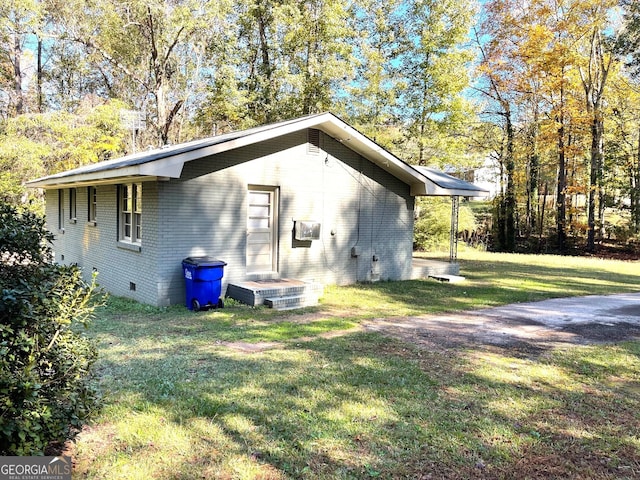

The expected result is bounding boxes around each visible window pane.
[135,213,142,240]
[122,185,131,212]
[58,190,64,230]
[249,191,270,205]
[69,188,77,219]
[124,212,132,238]
[248,218,269,228]
[89,186,97,221]
[120,183,141,243]
[249,205,269,217]
[134,184,142,213]
[133,188,137,212]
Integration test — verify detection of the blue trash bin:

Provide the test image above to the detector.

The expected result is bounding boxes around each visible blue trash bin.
[182,257,227,311]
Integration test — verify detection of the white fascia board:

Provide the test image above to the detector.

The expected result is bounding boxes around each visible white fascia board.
[27,166,138,188]
[409,165,491,197]
[140,112,414,180]
[27,174,159,189]
[143,114,340,168]
[411,182,450,196]
[410,182,488,196]
[27,152,192,190]
[26,112,429,190]
[410,180,491,197]
[138,155,185,177]
[28,154,186,189]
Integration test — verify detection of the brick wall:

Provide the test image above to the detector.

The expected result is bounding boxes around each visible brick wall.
[46,129,415,307]
[45,182,160,305]
[156,130,414,305]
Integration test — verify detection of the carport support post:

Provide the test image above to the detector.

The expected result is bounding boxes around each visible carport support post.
[450,196,459,263]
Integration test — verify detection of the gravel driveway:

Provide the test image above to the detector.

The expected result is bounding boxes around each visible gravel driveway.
[363,292,640,353]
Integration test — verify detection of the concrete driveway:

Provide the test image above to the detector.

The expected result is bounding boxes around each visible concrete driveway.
[363,292,640,351]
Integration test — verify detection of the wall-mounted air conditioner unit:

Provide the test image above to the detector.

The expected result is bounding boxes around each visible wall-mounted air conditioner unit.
[294,221,321,241]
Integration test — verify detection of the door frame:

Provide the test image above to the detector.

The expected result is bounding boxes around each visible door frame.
[246,185,279,275]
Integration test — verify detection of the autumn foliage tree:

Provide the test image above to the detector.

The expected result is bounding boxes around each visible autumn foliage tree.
[475,0,631,252]
[2,0,639,254]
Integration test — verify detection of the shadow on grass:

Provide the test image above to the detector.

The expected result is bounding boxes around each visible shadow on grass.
[323,258,640,318]
[86,322,640,479]
[433,342,640,479]
[80,255,640,478]
[95,309,357,345]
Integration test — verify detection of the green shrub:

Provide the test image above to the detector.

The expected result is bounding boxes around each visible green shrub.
[414,197,477,251]
[0,203,103,455]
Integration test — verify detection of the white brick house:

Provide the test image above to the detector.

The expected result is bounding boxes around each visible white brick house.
[28,113,486,307]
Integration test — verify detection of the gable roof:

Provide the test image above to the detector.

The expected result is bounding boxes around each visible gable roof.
[26,112,488,197]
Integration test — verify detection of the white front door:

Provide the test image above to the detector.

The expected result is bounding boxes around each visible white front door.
[246,186,278,274]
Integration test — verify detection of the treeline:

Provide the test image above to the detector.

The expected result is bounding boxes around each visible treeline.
[2,0,640,253]
[475,0,640,252]
[0,0,475,168]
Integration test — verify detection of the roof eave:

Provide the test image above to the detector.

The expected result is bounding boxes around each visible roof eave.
[410,182,490,197]
[26,115,337,188]
[26,159,183,189]
[26,113,476,196]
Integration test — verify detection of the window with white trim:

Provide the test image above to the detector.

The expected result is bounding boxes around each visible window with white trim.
[69,188,77,222]
[120,183,142,244]
[57,189,64,231]
[88,186,97,223]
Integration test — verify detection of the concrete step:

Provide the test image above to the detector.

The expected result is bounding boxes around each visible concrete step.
[264,294,320,310]
[227,279,323,309]
[411,258,460,279]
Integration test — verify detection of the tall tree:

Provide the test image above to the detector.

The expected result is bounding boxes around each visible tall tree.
[400,0,477,167]
[0,100,128,204]
[288,0,355,115]
[235,0,283,124]
[202,0,354,129]
[617,0,640,76]
[0,0,42,118]
[474,0,522,251]
[347,0,404,141]
[49,0,231,146]
[543,0,578,251]
[475,0,625,251]
[609,72,640,234]
[572,0,617,251]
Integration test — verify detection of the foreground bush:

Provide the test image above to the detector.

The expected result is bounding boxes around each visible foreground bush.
[0,203,103,455]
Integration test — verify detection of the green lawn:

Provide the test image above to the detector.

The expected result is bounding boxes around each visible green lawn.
[73,250,640,479]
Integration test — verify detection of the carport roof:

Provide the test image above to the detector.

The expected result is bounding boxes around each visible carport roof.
[27,112,488,197]
[409,166,489,197]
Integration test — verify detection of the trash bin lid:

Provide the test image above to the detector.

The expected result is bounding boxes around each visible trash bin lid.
[183,256,227,267]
